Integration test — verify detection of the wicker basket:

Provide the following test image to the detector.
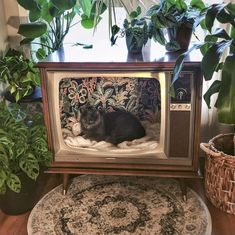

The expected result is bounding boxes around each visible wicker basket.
[200,133,235,215]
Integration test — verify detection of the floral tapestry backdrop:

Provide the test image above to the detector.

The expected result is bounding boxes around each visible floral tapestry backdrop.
[59,77,161,130]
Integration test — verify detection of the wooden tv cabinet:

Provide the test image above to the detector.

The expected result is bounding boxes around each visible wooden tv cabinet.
[38,43,203,199]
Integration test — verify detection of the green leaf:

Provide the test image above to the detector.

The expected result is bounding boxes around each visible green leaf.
[18,23,47,38]
[172,44,201,84]
[216,55,235,124]
[81,16,94,29]
[165,41,180,52]
[176,0,187,11]
[217,8,234,24]
[205,4,226,32]
[129,6,141,19]
[226,3,235,17]
[51,0,76,11]
[152,28,166,45]
[20,38,34,45]
[17,0,38,11]
[36,48,47,60]
[29,6,41,22]
[19,153,39,180]
[203,80,221,108]
[6,174,21,193]
[41,3,58,22]
[190,0,206,10]
[0,170,7,188]
[79,0,92,17]
[15,92,21,103]
[7,103,27,122]
[231,26,235,40]
[201,40,233,81]
[0,144,9,166]
[0,183,6,194]
[83,44,93,49]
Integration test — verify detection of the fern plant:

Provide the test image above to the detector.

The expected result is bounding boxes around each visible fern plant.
[0,102,52,194]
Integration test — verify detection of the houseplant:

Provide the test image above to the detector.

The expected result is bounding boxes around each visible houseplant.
[110,6,149,53]
[146,0,206,51]
[173,2,235,124]
[0,49,40,102]
[0,101,52,214]
[17,0,80,59]
[173,2,235,214]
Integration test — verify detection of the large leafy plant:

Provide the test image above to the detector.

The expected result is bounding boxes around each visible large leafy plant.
[173,2,235,124]
[17,0,80,59]
[0,49,40,102]
[146,0,206,51]
[0,102,52,194]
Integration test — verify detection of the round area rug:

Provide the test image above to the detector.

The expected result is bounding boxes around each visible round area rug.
[28,175,211,235]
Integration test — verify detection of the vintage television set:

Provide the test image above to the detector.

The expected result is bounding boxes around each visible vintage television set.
[38,46,203,197]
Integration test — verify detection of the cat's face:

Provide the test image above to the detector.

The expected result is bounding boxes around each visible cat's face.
[80,106,102,130]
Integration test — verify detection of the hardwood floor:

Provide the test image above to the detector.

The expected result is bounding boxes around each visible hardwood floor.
[0,173,235,235]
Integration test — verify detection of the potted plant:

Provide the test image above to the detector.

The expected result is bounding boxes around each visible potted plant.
[17,0,81,59]
[0,49,40,103]
[173,2,235,124]
[173,2,235,214]
[146,0,206,51]
[110,6,149,53]
[0,101,52,215]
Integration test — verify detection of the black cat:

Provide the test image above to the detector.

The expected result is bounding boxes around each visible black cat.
[80,106,145,145]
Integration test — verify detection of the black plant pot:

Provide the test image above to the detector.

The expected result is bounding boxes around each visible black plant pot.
[3,86,42,103]
[0,173,39,215]
[167,24,193,51]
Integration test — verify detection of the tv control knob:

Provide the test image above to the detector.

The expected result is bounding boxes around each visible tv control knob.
[185,104,191,110]
[171,104,176,109]
[176,88,188,101]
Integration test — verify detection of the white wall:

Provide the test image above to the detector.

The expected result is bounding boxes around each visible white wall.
[0,0,8,53]
[2,0,27,48]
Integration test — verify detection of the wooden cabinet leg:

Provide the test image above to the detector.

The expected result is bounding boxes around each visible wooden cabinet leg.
[179,178,187,202]
[62,174,69,195]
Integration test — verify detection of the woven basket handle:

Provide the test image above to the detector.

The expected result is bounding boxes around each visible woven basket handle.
[200,143,222,157]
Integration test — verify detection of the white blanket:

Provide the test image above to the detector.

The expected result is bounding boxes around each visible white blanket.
[63,121,160,153]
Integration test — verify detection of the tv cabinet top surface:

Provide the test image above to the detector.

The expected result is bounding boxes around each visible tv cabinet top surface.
[38,41,202,70]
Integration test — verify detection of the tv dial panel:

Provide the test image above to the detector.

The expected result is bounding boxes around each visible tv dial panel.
[170,73,192,112]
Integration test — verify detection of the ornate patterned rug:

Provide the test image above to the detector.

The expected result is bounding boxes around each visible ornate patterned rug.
[28,175,211,235]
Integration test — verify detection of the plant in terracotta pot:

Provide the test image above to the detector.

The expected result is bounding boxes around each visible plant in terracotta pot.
[173,2,235,215]
[0,49,40,103]
[0,101,52,214]
[110,6,149,53]
[146,0,206,51]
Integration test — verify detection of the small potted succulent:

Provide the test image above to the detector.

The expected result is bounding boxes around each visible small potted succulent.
[0,101,52,214]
